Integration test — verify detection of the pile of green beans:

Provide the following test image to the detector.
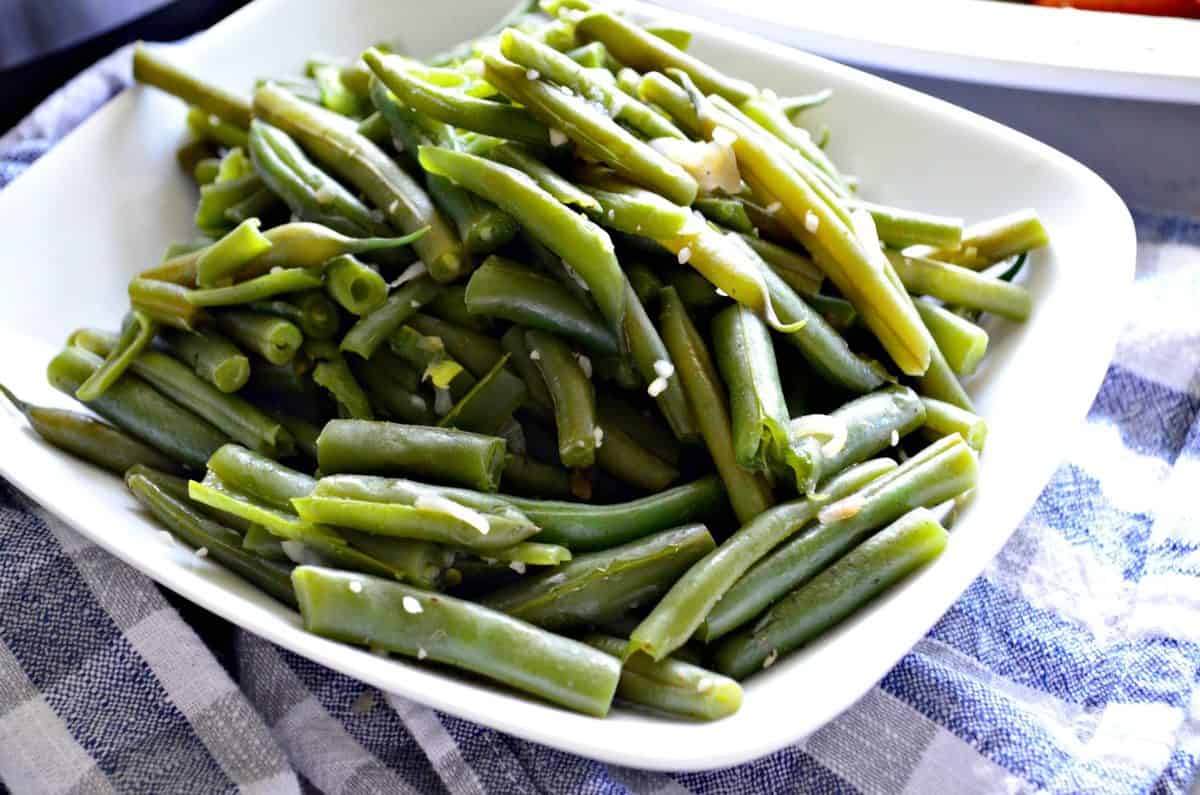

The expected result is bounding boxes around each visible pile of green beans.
[22,0,1049,721]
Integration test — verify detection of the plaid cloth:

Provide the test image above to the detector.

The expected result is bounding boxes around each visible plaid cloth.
[2,46,1199,795]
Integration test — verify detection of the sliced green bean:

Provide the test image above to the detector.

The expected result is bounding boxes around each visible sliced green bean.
[846,199,963,250]
[479,541,572,567]
[631,459,897,660]
[660,287,773,524]
[915,342,974,412]
[309,343,374,420]
[48,346,227,471]
[408,313,506,379]
[75,311,157,401]
[886,250,1032,321]
[292,566,619,716]
[195,219,273,287]
[489,142,599,211]
[740,234,823,297]
[438,354,527,436]
[914,297,988,376]
[317,419,505,492]
[921,397,987,452]
[577,179,692,239]
[133,43,252,127]
[128,278,207,332]
[930,209,1049,269]
[500,453,573,498]
[739,96,846,193]
[215,311,303,365]
[188,268,324,306]
[593,402,679,492]
[525,329,596,468]
[483,524,715,631]
[353,358,434,425]
[340,275,440,359]
[466,256,617,355]
[243,523,291,562]
[1,383,182,476]
[713,507,947,679]
[324,254,388,315]
[814,386,926,475]
[249,293,340,340]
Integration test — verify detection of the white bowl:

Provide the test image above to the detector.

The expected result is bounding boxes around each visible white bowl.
[0,0,1134,771]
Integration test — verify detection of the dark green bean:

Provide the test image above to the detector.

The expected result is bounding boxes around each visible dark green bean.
[310,343,374,420]
[215,310,303,365]
[501,453,573,498]
[438,355,527,436]
[815,386,927,475]
[407,313,506,380]
[249,293,340,340]
[525,329,597,468]
[161,328,250,393]
[340,275,441,359]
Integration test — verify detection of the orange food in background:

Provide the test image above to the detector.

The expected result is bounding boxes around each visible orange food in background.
[1033,0,1200,16]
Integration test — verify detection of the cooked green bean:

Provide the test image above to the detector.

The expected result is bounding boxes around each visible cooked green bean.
[186,106,248,149]
[75,311,157,401]
[701,434,976,641]
[813,386,926,475]
[215,311,303,365]
[222,188,280,225]
[263,408,320,461]
[316,419,506,492]
[739,234,823,296]
[921,397,987,452]
[489,143,599,211]
[1,382,182,476]
[483,524,715,630]
[407,313,506,379]
[128,278,207,332]
[340,275,441,359]
[48,346,227,470]
[929,209,1048,269]
[499,28,685,141]
[576,12,755,103]
[915,343,974,412]
[195,219,273,287]
[586,633,742,721]
[127,471,297,605]
[193,157,221,185]
[188,268,324,306]
[418,146,626,339]
[481,541,571,566]
[593,409,679,492]
[195,174,263,231]
[713,507,948,679]
[253,83,465,282]
[353,359,434,425]
[577,179,692,239]
[292,566,620,716]
[249,293,340,340]
[660,287,773,524]
[846,199,963,250]
[323,254,388,315]
[425,285,491,333]
[596,392,681,466]
[739,96,846,193]
[806,293,858,332]
[206,443,314,510]
[525,329,597,468]
[501,453,573,498]
[133,43,252,127]
[694,198,755,235]
[466,256,617,355]
[626,261,663,306]
[622,278,700,438]
[777,89,833,117]
[886,250,1032,321]
[309,343,374,420]
[438,355,527,435]
[482,52,698,206]
[160,326,249,396]
[914,297,988,376]
[242,523,291,562]
[388,325,476,399]
[628,459,895,660]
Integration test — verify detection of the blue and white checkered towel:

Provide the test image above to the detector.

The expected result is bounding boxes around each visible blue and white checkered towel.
[2,46,1199,795]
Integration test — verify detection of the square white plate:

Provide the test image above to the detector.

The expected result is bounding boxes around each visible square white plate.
[0,0,1134,771]
[651,0,1200,104]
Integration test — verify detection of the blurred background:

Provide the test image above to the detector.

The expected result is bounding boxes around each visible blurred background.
[1,0,1197,215]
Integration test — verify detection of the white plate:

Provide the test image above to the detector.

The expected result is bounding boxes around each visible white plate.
[651,0,1200,104]
[0,0,1134,771]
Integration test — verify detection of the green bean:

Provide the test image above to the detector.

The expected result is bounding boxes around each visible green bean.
[577,179,692,239]
[195,219,273,287]
[215,311,303,365]
[425,285,490,333]
[483,524,715,630]
[244,358,314,400]
[712,302,819,493]
[74,311,157,401]
[659,264,725,309]
[126,471,297,605]
[340,275,440,359]
[407,313,507,379]
[740,234,823,297]
[193,158,221,185]
[586,633,741,721]
[626,262,663,306]
[806,293,857,332]
[133,43,252,127]
[48,346,227,470]
[195,174,262,231]
[738,199,794,244]
[694,198,755,235]
[263,409,320,461]
[814,386,926,475]
[243,523,291,562]
[915,343,974,412]
[206,443,313,510]
[525,329,597,468]
[297,475,536,550]
[438,355,527,436]
[483,53,699,207]
[249,293,340,340]
[660,287,773,524]
[777,89,833,117]
[310,345,374,420]
[921,397,987,452]
[1,383,182,476]
[342,532,452,590]
[364,49,553,147]
[388,326,475,398]
[466,256,617,355]
[499,327,553,415]
[419,147,627,339]
[480,541,572,567]
[188,268,325,307]
[309,62,366,117]
[886,251,1032,321]
[914,298,988,376]
[845,199,963,250]
[499,29,686,141]
[224,188,282,226]
[215,146,253,181]
[713,507,948,679]
[253,84,465,282]
[185,106,248,149]
[248,120,392,238]
[592,412,679,493]
[128,278,207,332]
[488,143,599,211]
[323,254,388,315]
[353,358,434,425]
[356,110,390,143]
[575,12,755,103]
[596,392,681,466]
[565,41,610,69]
[500,453,573,498]
[702,435,976,641]
[316,419,505,492]
[929,209,1049,269]
[739,96,845,193]
[630,459,896,660]
[292,565,620,716]
[636,71,704,138]
[177,138,216,177]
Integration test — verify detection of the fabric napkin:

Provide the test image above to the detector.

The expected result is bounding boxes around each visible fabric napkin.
[2,46,1198,795]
